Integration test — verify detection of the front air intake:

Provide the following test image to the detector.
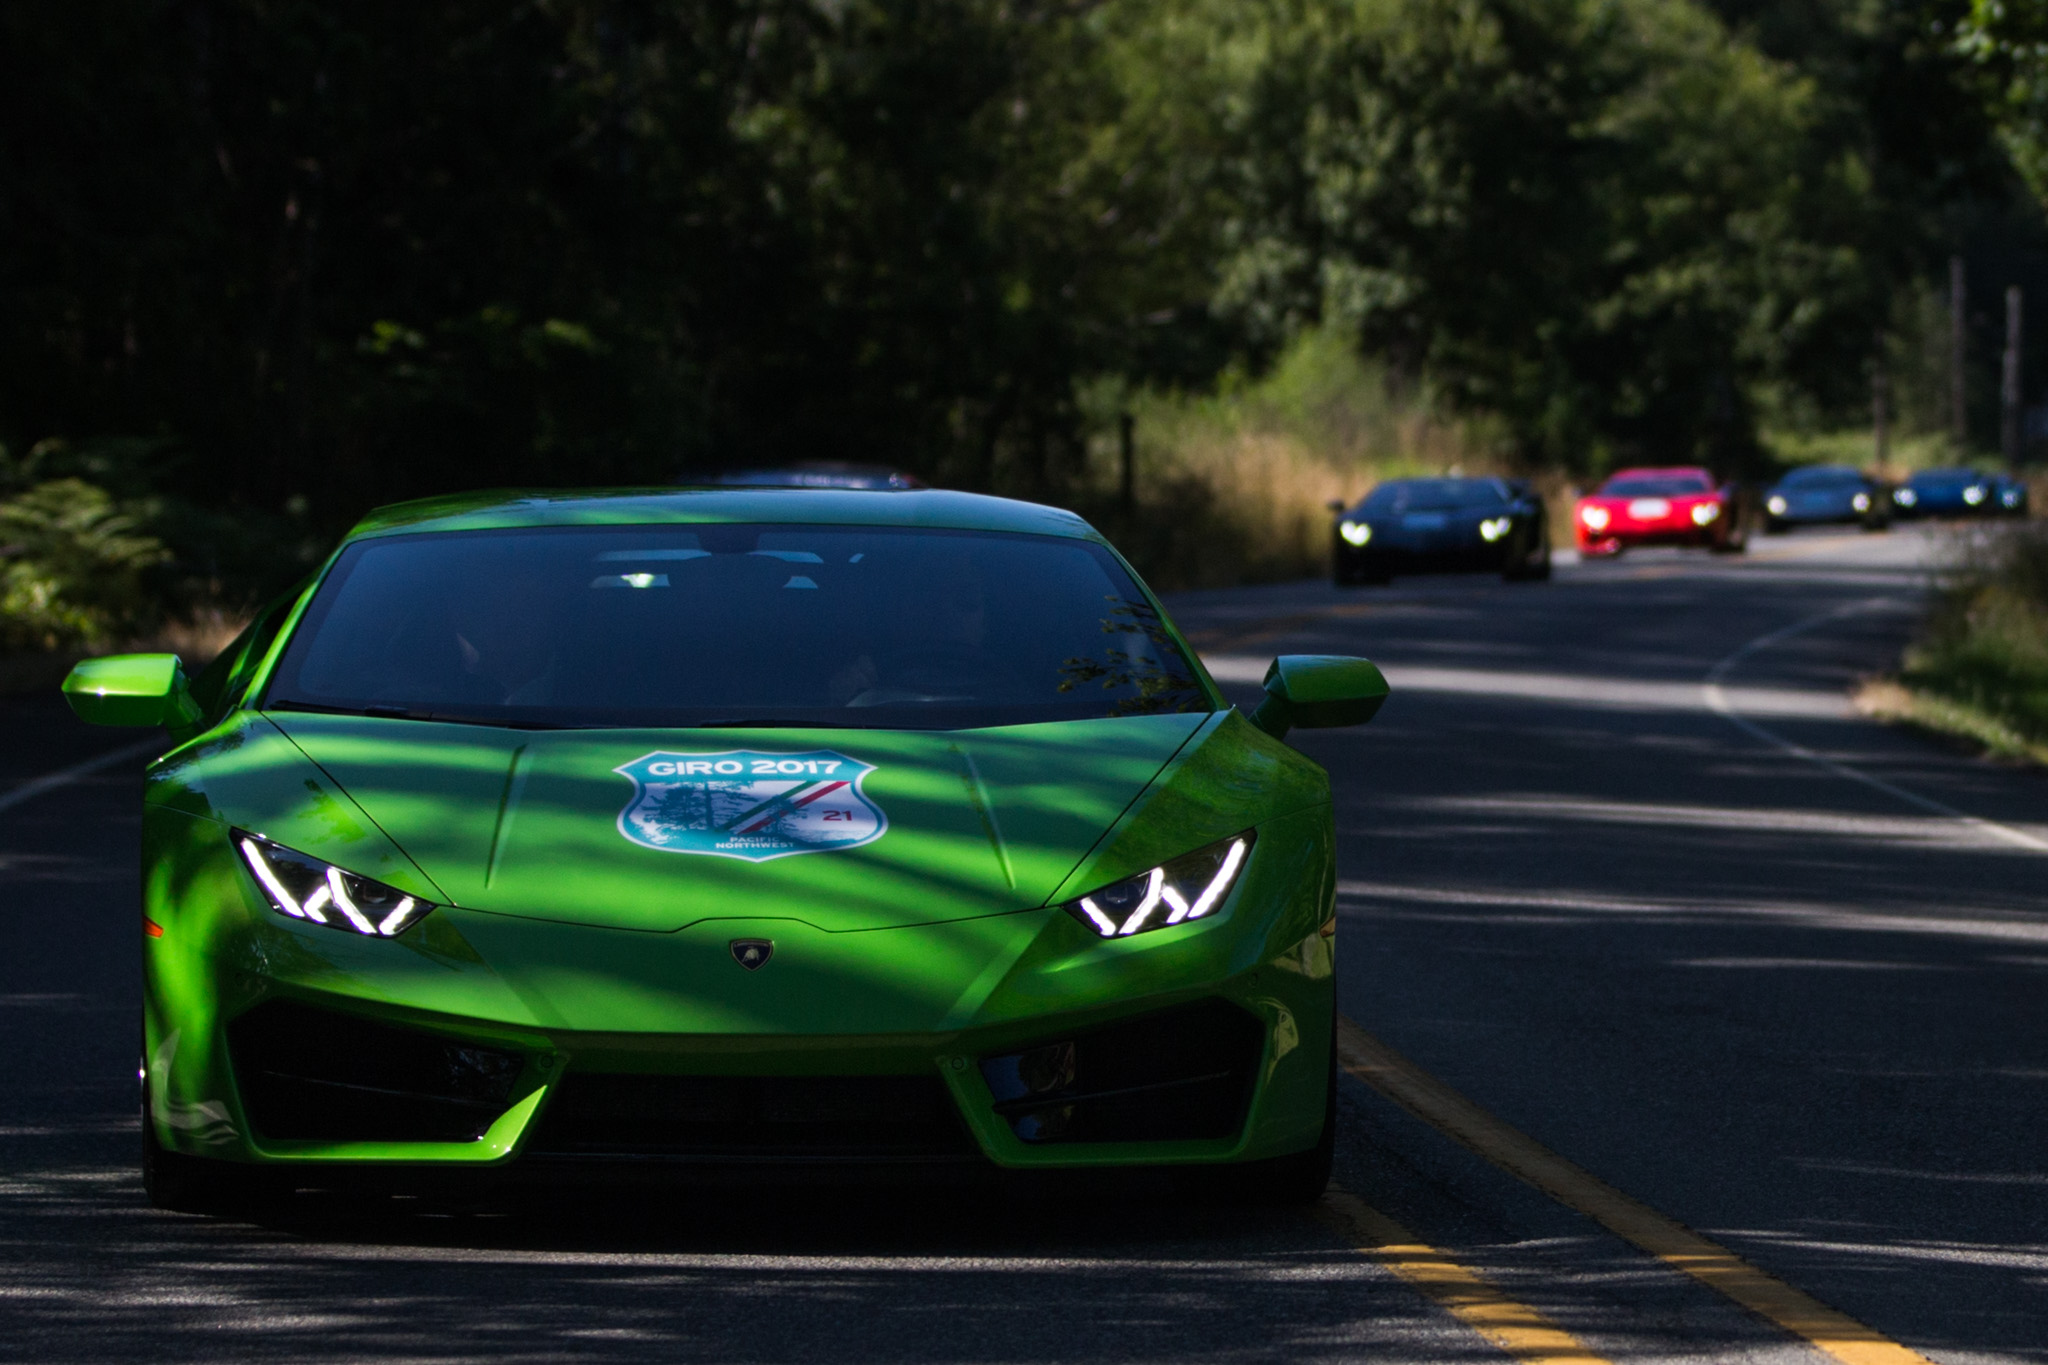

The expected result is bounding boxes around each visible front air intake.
[228,999,525,1143]
[527,1073,980,1160]
[979,998,1266,1143]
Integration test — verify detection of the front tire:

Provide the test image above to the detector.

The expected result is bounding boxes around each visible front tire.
[1504,537,1552,582]
[1219,1015,1335,1206]
[141,1072,273,1217]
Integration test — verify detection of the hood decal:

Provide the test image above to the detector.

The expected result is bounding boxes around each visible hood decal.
[613,750,887,862]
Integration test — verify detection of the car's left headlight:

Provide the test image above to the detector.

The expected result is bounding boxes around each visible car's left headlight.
[1894,488,1918,506]
[1851,492,1871,512]
[1479,516,1512,542]
[1690,502,1720,525]
[1339,520,1372,546]
[1964,485,1986,505]
[235,831,435,938]
[1061,832,1255,939]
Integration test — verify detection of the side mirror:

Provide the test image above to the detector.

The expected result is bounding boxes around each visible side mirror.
[1326,500,1348,515]
[62,654,202,730]
[1249,654,1390,740]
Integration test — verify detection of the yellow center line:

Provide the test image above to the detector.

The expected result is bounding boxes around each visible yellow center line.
[1319,1187,1615,1364]
[1337,1017,1938,1365]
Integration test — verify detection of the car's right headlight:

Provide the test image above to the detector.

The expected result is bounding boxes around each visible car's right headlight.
[1060,833,1255,939]
[235,831,436,938]
[1767,495,1787,515]
[1579,505,1611,531]
[1339,520,1372,546]
[1894,488,1918,506]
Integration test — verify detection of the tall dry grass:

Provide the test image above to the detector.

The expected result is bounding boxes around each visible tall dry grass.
[1075,330,1509,588]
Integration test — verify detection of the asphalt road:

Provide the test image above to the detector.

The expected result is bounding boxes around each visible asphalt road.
[3,523,2043,1363]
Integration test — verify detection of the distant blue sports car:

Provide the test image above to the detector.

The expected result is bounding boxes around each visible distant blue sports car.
[1891,467,2028,518]
[1761,465,1890,533]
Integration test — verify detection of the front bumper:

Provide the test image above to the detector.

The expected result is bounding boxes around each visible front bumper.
[1334,535,1507,575]
[141,805,1336,1174]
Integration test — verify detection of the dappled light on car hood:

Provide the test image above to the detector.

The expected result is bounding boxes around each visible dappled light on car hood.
[266,711,1209,931]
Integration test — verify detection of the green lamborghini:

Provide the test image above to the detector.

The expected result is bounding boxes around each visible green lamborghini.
[62,488,1387,1212]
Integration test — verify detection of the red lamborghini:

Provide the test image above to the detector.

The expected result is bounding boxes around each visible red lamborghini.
[1574,467,1746,557]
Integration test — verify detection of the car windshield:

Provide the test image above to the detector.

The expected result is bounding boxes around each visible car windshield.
[1359,479,1505,513]
[264,525,1208,731]
[1600,474,1711,497]
[1780,466,1863,488]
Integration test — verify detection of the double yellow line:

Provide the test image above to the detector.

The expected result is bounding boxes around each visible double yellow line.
[1328,1017,1936,1364]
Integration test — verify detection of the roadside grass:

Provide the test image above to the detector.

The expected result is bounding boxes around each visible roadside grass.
[1862,520,2048,767]
[1073,329,1512,589]
[1763,427,1959,476]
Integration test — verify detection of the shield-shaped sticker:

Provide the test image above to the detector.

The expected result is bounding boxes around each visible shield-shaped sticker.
[730,939,773,971]
[613,750,888,862]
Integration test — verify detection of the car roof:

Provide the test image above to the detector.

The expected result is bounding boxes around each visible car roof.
[1605,465,1712,479]
[342,487,1100,543]
[695,463,927,490]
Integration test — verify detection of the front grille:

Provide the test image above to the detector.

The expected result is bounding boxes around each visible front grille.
[979,998,1266,1144]
[527,1073,981,1161]
[228,999,525,1143]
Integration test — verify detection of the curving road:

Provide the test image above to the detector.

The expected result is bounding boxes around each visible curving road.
[3,524,2043,1363]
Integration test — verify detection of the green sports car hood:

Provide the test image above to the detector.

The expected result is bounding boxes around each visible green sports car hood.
[252,711,1210,932]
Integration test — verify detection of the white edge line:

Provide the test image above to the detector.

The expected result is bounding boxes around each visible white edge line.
[0,737,165,818]
[1702,599,2048,855]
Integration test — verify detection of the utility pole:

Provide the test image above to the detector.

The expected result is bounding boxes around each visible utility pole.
[1872,336,1890,469]
[2003,285,2023,467]
[1950,255,1967,452]
[1117,412,1136,524]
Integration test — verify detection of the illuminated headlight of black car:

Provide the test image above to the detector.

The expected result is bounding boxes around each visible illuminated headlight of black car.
[1060,833,1255,939]
[234,831,435,938]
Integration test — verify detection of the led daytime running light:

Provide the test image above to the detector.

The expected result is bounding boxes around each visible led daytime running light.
[1064,833,1254,940]
[235,833,433,938]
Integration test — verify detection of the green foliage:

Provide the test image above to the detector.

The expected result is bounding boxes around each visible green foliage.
[0,0,2021,601]
[1905,522,2048,745]
[0,476,170,651]
[1139,0,1941,471]
[1959,0,2048,205]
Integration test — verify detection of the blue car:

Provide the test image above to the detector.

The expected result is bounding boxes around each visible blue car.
[1892,467,2028,518]
[1761,465,1890,533]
